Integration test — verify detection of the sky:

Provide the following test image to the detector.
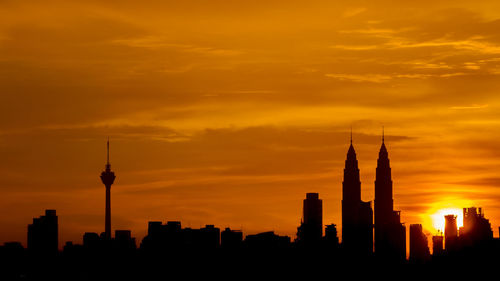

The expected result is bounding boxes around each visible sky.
[2,0,500,248]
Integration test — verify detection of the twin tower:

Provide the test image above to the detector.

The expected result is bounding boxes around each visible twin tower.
[342,134,406,259]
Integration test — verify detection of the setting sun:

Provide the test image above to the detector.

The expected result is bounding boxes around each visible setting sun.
[431,208,464,233]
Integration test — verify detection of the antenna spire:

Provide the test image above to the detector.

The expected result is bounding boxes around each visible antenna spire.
[100,137,115,240]
[107,137,110,165]
[382,126,385,143]
[350,126,353,144]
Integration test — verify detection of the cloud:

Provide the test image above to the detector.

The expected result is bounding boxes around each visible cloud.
[450,104,489,110]
[385,37,500,54]
[324,72,469,83]
[450,177,500,187]
[325,73,392,83]
[111,36,244,56]
[342,7,367,18]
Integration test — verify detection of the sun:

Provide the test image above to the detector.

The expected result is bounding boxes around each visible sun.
[422,198,472,234]
[430,208,464,233]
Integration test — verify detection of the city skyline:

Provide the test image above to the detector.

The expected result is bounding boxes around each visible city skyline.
[3,0,500,252]
[3,135,497,256]
[5,197,496,279]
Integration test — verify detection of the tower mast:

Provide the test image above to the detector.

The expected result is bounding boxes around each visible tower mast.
[100,138,116,239]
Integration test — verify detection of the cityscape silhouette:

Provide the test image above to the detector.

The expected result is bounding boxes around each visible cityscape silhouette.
[1,137,500,280]
[2,1,500,279]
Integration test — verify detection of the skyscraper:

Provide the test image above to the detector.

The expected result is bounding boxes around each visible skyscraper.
[432,233,444,256]
[324,224,340,249]
[297,193,323,245]
[374,132,406,260]
[409,224,430,263]
[100,139,116,240]
[341,135,373,254]
[444,214,458,251]
[374,134,393,233]
[27,210,58,255]
[460,207,493,246]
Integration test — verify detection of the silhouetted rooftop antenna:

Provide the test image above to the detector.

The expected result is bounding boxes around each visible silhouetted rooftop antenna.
[105,137,111,171]
[107,137,110,165]
[382,126,385,143]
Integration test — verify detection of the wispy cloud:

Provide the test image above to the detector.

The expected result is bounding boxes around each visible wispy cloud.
[338,27,401,37]
[329,44,380,51]
[386,37,500,54]
[342,7,367,18]
[325,72,468,83]
[110,36,243,56]
[110,36,184,49]
[330,35,500,55]
[450,104,489,110]
[411,62,452,69]
[325,73,392,83]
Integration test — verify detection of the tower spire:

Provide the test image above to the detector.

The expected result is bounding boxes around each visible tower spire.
[382,126,385,143]
[101,139,116,240]
[107,137,110,165]
[342,123,373,255]
[105,138,111,172]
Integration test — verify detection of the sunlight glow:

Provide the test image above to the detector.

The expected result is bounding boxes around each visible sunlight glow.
[431,208,464,233]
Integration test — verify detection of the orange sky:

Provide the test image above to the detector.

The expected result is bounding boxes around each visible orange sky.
[1,0,500,248]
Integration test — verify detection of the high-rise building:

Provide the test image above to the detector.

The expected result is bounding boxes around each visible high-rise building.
[324,224,340,248]
[444,214,458,251]
[459,207,493,246]
[297,193,323,245]
[374,134,393,238]
[341,135,373,254]
[100,139,116,240]
[409,224,430,262]
[27,210,58,255]
[432,234,444,256]
[374,133,406,260]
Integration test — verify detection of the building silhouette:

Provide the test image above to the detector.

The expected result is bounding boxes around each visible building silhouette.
[83,232,101,250]
[0,242,25,262]
[140,221,220,252]
[100,139,116,240]
[409,224,430,263]
[197,225,220,249]
[324,224,340,249]
[244,231,291,250]
[141,221,182,252]
[27,210,58,256]
[296,193,323,245]
[341,135,373,255]
[432,233,444,256]
[374,133,406,260]
[221,228,243,249]
[459,207,493,247]
[444,214,458,252]
[114,230,136,252]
